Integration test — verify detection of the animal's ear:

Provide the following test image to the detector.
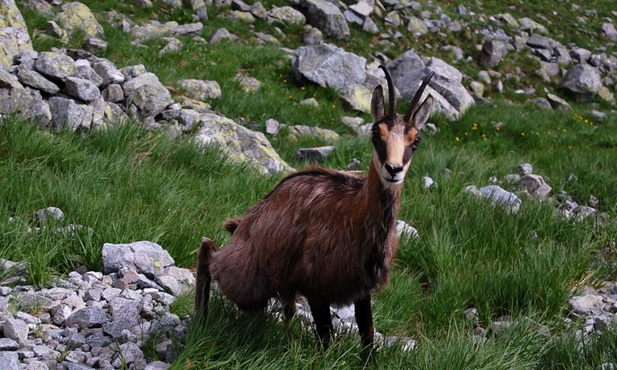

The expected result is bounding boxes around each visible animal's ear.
[371,85,386,122]
[410,95,434,131]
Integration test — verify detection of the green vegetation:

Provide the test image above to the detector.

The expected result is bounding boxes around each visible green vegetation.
[6,0,617,368]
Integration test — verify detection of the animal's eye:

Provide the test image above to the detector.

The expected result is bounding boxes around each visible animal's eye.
[410,136,421,152]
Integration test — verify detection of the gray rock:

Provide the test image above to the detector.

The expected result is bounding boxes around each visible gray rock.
[386,50,425,102]
[294,146,336,162]
[109,297,142,326]
[265,118,280,135]
[0,351,21,370]
[209,27,238,43]
[479,185,522,213]
[560,64,602,100]
[546,93,571,111]
[286,125,339,142]
[122,72,173,117]
[56,2,105,41]
[48,96,93,132]
[526,34,552,49]
[65,307,109,329]
[34,207,65,223]
[425,57,474,114]
[301,0,350,40]
[178,79,221,100]
[267,6,306,26]
[293,43,366,95]
[479,40,506,68]
[0,338,20,350]
[101,83,124,103]
[396,220,419,239]
[520,174,552,199]
[601,23,617,42]
[17,67,60,94]
[64,77,101,102]
[34,51,75,80]
[74,60,103,87]
[195,113,292,174]
[3,318,29,342]
[92,60,125,86]
[0,0,34,68]
[102,241,174,277]
[517,163,533,176]
[570,294,604,315]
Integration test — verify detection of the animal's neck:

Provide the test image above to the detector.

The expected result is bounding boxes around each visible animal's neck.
[363,159,402,231]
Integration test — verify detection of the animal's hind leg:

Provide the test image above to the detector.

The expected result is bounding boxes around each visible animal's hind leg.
[280,293,297,321]
[354,296,375,348]
[194,238,218,325]
[307,299,333,348]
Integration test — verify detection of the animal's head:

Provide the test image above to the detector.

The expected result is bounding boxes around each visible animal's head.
[370,65,434,188]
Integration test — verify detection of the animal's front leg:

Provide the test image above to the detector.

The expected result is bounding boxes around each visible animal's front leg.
[354,296,375,348]
[308,299,333,348]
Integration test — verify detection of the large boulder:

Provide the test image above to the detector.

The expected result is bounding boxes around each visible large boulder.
[56,2,105,42]
[0,0,34,68]
[102,241,175,278]
[122,72,173,118]
[560,64,602,100]
[387,51,473,120]
[293,43,368,111]
[299,0,350,40]
[194,113,293,175]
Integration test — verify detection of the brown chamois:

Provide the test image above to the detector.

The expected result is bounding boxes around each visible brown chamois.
[194,65,434,349]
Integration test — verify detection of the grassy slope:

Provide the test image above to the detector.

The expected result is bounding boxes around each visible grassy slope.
[4,0,617,368]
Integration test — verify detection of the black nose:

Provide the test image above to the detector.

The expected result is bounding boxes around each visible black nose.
[385,164,403,177]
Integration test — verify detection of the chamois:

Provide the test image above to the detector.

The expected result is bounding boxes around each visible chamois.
[194,65,434,349]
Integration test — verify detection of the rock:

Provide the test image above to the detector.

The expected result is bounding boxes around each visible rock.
[560,64,602,100]
[34,51,76,81]
[34,206,65,223]
[56,2,105,43]
[48,96,93,132]
[3,318,29,342]
[0,351,21,370]
[122,72,173,117]
[569,294,604,315]
[194,113,293,174]
[385,50,425,102]
[102,241,175,277]
[546,94,571,111]
[0,0,34,68]
[601,23,617,42]
[64,77,101,102]
[179,79,221,100]
[17,67,61,94]
[293,43,366,97]
[520,174,552,199]
[286,124,339,142]
[396,220,419,239]
[267,6,306,26]
[479,185,522,213]
[300,0,350,40]
[209,27,238,43]
[294,146,336,162]
[92,60,125,86]
[265,118,280,135]
[479,40,506,67]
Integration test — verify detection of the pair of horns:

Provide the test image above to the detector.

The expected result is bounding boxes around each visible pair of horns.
[379,65,434,123]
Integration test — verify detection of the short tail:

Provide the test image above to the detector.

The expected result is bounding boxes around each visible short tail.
[194,238,218,324]
[223,218,242,234]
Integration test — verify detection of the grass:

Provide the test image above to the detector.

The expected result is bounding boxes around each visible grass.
[6,0,617,367]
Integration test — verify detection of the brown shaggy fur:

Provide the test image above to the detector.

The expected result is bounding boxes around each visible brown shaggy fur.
[194,66,434,349]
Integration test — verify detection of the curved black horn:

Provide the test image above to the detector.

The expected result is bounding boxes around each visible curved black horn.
[379,65,397,119]
[404,71,435,123]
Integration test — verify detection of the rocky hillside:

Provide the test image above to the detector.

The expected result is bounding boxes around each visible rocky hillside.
[1,0,616,174]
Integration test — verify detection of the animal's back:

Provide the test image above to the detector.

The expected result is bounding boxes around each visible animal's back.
[210,167,395,308]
